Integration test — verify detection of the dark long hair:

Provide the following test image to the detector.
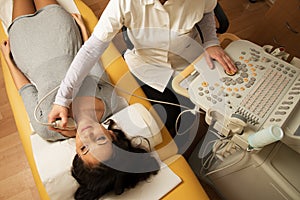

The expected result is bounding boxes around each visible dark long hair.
[71,120,160,200]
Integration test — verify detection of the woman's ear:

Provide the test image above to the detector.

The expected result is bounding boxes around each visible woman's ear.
[108,129,117,140]
[131,136,151,151]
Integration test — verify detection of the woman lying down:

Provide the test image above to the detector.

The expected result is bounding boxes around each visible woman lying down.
[0,0,160,199]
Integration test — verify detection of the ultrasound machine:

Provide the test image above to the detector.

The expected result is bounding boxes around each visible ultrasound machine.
[172,34,300,200]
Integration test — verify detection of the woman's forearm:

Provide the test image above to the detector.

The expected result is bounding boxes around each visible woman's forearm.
[80,25,89,42]
[4,55,30,90]
[72,13,89,42]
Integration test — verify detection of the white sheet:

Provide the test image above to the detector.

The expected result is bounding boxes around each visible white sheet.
[99,164,182,200]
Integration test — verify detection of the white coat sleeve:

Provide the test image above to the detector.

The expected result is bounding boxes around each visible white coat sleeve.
[54,34,110,107]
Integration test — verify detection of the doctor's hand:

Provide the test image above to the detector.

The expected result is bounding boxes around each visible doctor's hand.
[48,126,76,138]
[205,45,237,74]
[48,104,69,129]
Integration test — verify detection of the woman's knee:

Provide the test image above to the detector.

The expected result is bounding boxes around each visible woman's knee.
[33,0,58,11]
[12,0,36,21]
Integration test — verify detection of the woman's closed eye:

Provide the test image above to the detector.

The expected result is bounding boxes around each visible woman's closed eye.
[96,135,108,145]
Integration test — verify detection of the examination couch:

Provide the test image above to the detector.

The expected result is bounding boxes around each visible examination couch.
[0,0,209,199]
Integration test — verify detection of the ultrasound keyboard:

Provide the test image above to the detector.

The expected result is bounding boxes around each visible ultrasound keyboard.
[188,40,300,131]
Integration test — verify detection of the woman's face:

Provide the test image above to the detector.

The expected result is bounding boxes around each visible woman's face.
[75,120,116,166]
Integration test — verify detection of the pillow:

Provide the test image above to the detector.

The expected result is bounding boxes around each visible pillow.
[108,103,163,149]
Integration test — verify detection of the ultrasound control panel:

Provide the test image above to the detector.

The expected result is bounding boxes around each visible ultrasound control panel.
[188,40,300,131]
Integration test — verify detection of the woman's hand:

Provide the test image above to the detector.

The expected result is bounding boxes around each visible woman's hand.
[48,104,69,129]
[205,45,237,74]
[0,40,11,60]
[71,13,85,28]
[71,13,89,42]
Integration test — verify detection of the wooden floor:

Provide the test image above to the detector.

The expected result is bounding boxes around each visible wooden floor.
[0,0,269,199]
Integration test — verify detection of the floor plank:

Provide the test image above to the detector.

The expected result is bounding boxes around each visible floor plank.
[0,65,40,199]
[219,0,270,41]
